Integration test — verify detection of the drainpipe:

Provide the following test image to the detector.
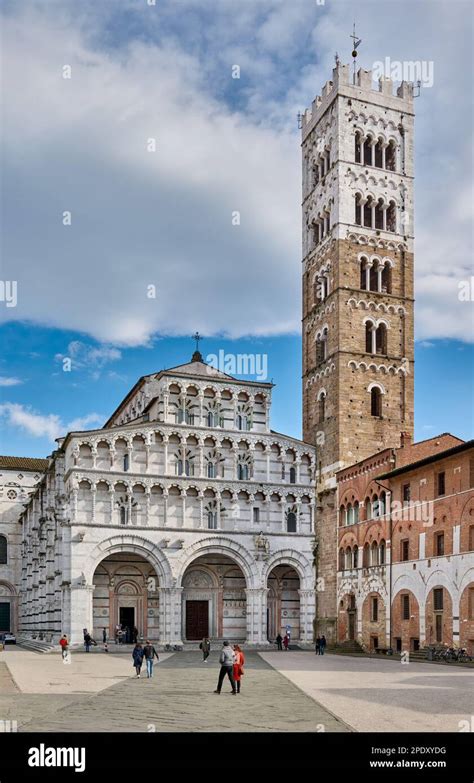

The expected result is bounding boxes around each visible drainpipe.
[375,477,393,653]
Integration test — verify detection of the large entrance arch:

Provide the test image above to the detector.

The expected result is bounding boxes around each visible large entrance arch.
[267,565,301,641]
[92,552,160,641]
[181,554,247,641]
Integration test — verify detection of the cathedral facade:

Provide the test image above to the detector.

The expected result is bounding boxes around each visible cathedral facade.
[12,355,316,646]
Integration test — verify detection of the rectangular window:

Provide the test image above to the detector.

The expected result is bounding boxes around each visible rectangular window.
[402,594,410,620]
[437,471,446,496]
[123,454,129,472]
[395,637,402,652]
[401,539,409,561]
[253,507,260,524]
[435,532,445,557]
[371,597,378,622]
[402,483,411,504]
[433,588,443,611]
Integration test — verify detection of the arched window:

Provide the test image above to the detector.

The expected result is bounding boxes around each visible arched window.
[207,510,218,530]
[386,140,396,171]
[347,503,354,525]
[353,545,358,568]
[338,548,345,571]
[123,453,129,472]
[339,505,346,526]
[379,491,386,517]
[289,467,296,484]
[287,512,297,533]
[374,138,383,168]
[318,392,326,423]
[238,463,249,481]
[360,258,367,289]
[379,540,386,565]
[120,506,128,525]
[365,497,372,520]
[0,535,7,564]
[372,494,380,518]
[365,322,374,353]
[371,387,382,417]
[381,264,391,293]
[364,196,373,227]
[363,543,370,567]
[353,501,360,524]
[207,462,216,479]
[371,541,379,566]
[363,136,373,166]
[376,324,387,355]
[237,414,248,431]
[355,194,362,225]
[345,547,352,569]
[375,198,384,229]
[387,200,396,232]
[355,132,362,163]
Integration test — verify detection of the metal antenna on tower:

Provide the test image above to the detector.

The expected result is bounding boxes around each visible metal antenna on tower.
[350,22,362,85]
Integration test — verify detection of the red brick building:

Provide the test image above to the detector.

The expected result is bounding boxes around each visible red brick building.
[336,434,474,653]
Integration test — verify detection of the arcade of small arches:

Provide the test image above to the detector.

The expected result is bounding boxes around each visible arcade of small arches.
[354,129,397,171]
[359,254,393,293]
[88,543,315,645]
[71,478,313,535]
[354,193,397,232]
[114,381,270,430]
[339,489,389,526]
[70,434,314,484]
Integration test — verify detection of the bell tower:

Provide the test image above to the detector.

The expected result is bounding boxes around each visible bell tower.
[301,61,415,640]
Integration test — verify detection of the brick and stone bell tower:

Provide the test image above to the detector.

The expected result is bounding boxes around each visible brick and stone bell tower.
[301,62,415,641]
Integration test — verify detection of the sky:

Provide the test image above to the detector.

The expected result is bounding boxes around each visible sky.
[1,0,473,457]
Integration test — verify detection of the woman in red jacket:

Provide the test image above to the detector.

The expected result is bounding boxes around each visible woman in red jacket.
[233,645,245,694]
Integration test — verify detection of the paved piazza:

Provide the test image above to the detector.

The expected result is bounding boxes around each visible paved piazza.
[0,648,472,733]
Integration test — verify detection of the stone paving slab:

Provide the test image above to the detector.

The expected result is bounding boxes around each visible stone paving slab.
[15,651,348,733]
[260,651,474,732]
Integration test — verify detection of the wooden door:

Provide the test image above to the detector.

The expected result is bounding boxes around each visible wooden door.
[185,600,209,640]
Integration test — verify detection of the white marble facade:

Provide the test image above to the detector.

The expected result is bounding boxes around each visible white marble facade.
[17,355,317,646]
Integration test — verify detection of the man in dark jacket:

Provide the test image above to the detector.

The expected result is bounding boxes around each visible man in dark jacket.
[143,640,159,678]
[200,637,211,662]
[320,635,327,655]
[214,641,236,694]
[276,633,283,651]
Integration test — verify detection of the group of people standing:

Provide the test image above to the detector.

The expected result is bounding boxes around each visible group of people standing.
[275,633,291,650]
[131,641,160,677]
[315,635,327,655]
[213,640,245,695]
[115,625,139,645]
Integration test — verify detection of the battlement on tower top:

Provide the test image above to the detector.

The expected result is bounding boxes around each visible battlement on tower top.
[302,62,414,141]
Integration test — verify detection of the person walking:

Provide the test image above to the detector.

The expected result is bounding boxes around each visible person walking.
[132,642,144,678]
[276,633,283,651]
[283,633,290,651]
[232,645,245,694]
[102,628,107,644]
[315,635,321,655]
[143,640,159,678]
[214,640,236,695]
[132,626,139,644]
[59,634,69,660]
[200,637,211,662]
[320,635,327,655]
[84,632,92,653]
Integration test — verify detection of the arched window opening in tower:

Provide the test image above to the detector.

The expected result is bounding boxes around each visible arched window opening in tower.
[387,201,397,232]
[363,135,373,166]
[287,511,297,533]
[0,535,7,564]
[386,140,396,171]
[375,324,388,355]
[355,131,362,163]
[370,387,383,417]
[318,392,326,423]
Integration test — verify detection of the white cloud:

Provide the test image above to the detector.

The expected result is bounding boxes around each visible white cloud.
[1,0,472,344]
[0,377,23,387]
[0,403,103,441]
[54,341,122,372]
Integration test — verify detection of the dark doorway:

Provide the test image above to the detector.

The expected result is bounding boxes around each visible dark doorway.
[186,600,209,640]
[348,610,356,640]
[119,607,135,642]
[0,603,10,631]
